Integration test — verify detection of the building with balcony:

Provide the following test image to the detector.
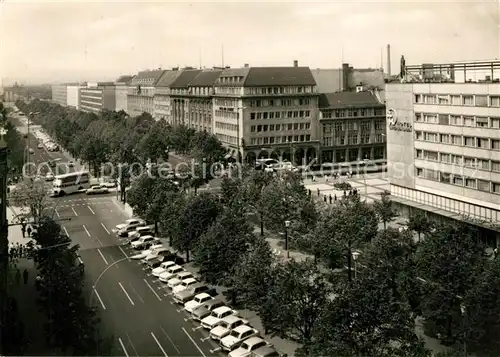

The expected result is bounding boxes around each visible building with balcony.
[386,59,500,244]
[153,70,182,121]
[79,82,116,113]
[319,91,386,164]
[127,70,165,116]
[115,75,134,113]
[213,62,319,163]
[170,69,202,126]
[51,84,68,106]
[66,84,82,109]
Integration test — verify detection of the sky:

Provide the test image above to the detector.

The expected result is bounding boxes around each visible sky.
[0,0,499,85]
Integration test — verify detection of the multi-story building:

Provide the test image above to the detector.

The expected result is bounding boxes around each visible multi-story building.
[170,69,202,126]
[51,84,67,106]
[127,70,165,116]
[319,90,386,164]
[186,69,222,132]
[386,59,500,244]
[213,62,319,164]
[79,82,116,113]
[154,70,182,121]
[66,84,82,109]
[114,75,133,113]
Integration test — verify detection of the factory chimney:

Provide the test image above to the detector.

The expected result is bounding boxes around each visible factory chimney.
[386,44,391,76]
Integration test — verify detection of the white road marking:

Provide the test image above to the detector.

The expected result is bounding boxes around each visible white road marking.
[97,249,108,265]
[125,332,139,357]
[182,327,206,357]
[160,325,181,354]
[151,332,168,357]
[55,209,60,218]
[101,222,110,234]
[63,226,69,238]
[94,288,106,310]
[119,245,129,258]
[118,282,135,306]
[83,224,91,237]
[144,279,162,301]
[87,205,95,214]
[71,207,78,216]
[118,338,129,357]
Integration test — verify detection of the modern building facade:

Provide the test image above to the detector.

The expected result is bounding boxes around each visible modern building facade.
[154,70,182,121]
[187,69,222,133]
[386,59,500,243]
[51,84,67,106]
[319,91,386,164]
[79,82,116,113]
[127,70,165,117]
[170,69,202,126]
[66,84,82,109]
[115,75,133,113]
[213,62,320,163]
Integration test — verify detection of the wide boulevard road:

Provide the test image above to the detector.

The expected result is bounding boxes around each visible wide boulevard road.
[13,118,219,356]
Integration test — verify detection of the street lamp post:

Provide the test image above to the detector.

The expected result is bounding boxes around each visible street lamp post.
[284,220,291,258]
[461,303,468,357]
[352,250,360,279]
[89,257,130,305]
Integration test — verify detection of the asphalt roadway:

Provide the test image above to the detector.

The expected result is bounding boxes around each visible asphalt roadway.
[13,118,219,356]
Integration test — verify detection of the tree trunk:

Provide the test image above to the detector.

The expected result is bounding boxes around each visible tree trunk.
[417,232,421,242]
[185,249,190,263]
[383,221,387,230]
[260,214,264,236]
[347,240,352,283]
[154,221,158,236]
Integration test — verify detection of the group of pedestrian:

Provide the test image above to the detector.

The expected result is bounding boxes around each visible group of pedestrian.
[9,242,31,260]
[13,268,29,286]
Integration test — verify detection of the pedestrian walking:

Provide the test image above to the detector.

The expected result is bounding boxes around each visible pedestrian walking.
[15,269,21,286]
[334,194,337,201]
[323,195,327,202]
[21,225,26,238]
[329,195,332,204]
[317,188,320,197]
[26,226,32,237]
[22,269,28,285]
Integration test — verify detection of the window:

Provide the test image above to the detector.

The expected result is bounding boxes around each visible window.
[450,115,462,125]
[305,134,311,141]
[440,134,449,144]
[415,113,423,122]
[415,131,423,140]
[451,155,462,165]
[424,169,439,181]
[375,120,384,130]
[492,118,500,128]
[424,114,437,124]
[256,113,262,120]
[424,95,436,104]
[424,132,437,142]
[492,161,500,172]
[476,117,489,127]
[440,172,451,183]
[416,168,424,177]
[475,95,488,107]
[463,116,474,127]
[250,125,256,132]
[451,135,462,145]
[478,180,490,192]
[414,94,422,103]
[490,96,500,107]
[440,153,450,163]
[463,95,473,105]
[465,178,476,188]
[493,183,500,194]
[453,176,464,186]
[464,136,475,147]
[478,159,489,170]
[477,137,489,149]
[464,157,475,167]
[425,151,438,161]
[438,114,449,125]
[416,150,423,159]
[492,140,500,150]
[451,95,461,105]
[257,125,262,132]
[438,95,450,105]
[250,113,256,120]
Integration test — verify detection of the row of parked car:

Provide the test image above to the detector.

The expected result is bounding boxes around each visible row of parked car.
[113,219,283,357]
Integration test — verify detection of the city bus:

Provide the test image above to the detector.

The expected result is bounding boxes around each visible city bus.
[52,171,90,196]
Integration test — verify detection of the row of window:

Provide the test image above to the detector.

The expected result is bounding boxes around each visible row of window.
[249,110,311,120]
[416,149,500,172]
[215,87,241,95]
[321,108,385,118]
[415,131,500,150]
[415,113,500,128]
[251,123,311,133]
[244,86,315,95]
[414,93,500,107]
[323,120,385,132]
[249,98,311,107]
[322,134,385,147]
[215,122,238,131]
[215,133,238,145]
[214,99,239,107]
[249,134,312,145]
[214,111,239,119]
[415,167,500,194]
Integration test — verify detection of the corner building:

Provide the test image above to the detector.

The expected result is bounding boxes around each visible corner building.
[386,60,500,244]
[213,63,320,163]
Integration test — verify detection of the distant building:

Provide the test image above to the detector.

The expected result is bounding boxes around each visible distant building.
[170,69,203,126]
[318,91,386,164]
[51,84,68,106]
[114,75,134,113]
[127,70,165,116]
[79,82,116,113]
[311,64,385,95]
[213,61,320,163]
[154,70,182,121]
[66,84,82,109]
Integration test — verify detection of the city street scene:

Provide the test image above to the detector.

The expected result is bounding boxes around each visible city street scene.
[0,1,499,356]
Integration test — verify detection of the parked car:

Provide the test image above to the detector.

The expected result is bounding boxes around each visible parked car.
[173,283,217,305]
[100,178,116,188]
[86,185,109,195]
[166,271,194,289]
[191,299,225,321]
[131,235,158,250]
[130,244,164,260]
[250,346,281,357]
[228,337,269,357]
[184,293,213,313]
[128,226,153,239]
[151,261,177,277]
[158,265,184,282]
[37,143,43,149]
[68,161,74,167]
[201,306,237,330]
[113,218,145,234]
[172,277,199,294]
[45,172,54,181]
[220,325,259,352]
[29,148,34,154]
[141,247,170,264]
[210,315,249,341]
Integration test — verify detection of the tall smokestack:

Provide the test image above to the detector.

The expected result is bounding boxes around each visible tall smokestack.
[386,44,391,76]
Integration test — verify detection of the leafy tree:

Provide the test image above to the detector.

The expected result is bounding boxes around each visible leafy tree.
[126,173,157,217]
[159,191,186,246]
[260,260,330,351]
[171,192,222,262]
[407,210,432,242]
[219,175,243,204]
[137,119,170,163]
[9,179,50,222]
[373,191,398,230]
